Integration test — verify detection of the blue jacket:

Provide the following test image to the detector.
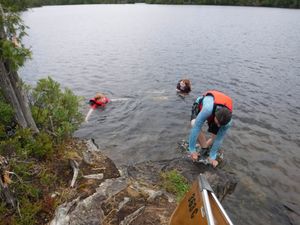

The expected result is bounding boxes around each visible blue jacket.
[188,95,232,160]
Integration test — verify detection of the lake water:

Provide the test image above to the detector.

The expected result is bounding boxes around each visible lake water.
[20,4,300,225]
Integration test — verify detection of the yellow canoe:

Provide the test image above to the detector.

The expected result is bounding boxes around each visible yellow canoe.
[169,174,233,225]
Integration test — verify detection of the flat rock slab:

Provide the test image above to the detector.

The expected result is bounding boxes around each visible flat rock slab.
[127,157,238,201]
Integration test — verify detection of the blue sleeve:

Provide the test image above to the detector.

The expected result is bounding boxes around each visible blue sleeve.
[188,96,214,152]
[209,119,232,160]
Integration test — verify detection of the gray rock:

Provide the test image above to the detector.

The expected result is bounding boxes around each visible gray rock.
[50,177,127,225]
[127,158,238,201]
[50,140,238,225]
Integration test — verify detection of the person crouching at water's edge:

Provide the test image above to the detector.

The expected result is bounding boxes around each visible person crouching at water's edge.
[85,93,110,122]
[189,90,233,167]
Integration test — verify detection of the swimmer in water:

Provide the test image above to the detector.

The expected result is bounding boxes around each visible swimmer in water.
[85,93,110,122]
[176,79,191,94]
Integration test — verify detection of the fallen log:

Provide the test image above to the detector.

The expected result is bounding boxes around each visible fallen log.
[69,159,79,188]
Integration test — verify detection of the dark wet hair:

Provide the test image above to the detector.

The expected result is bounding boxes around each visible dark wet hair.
[215,107,232,126]
[177,79,191,93]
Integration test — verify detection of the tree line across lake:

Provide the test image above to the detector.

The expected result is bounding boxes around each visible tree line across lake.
[24,0,300,9]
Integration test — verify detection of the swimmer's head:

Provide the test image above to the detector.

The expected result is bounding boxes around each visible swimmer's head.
[95,93,106,100]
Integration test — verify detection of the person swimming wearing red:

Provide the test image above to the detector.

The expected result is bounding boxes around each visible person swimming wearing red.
[85,93,110,122]
[89,93,110,109]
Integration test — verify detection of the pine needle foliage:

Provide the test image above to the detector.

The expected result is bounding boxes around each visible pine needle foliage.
[31,77,83,143]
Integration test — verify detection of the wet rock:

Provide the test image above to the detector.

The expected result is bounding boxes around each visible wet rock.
[127,158,238,202]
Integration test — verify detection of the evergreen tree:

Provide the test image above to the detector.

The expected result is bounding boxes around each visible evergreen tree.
[0,1,38,132]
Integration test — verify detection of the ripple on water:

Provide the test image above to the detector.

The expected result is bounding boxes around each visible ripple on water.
[257,159,288,177]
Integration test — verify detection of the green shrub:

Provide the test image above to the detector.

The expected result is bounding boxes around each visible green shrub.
[0,128,54,159]
[14,197,42,225]
[0,39,31,71]
[0,124,7,139]
[13,128,34,158]
[10,160,35,180]
[30,132,53,159]
[31,77,83,142]
[0,89,14,125]
[18,183,41,201]
[160,169,190,201]
[39,168,57,187]
[0,201,6,218]
[10,161,42,200]
[0,135,22,157]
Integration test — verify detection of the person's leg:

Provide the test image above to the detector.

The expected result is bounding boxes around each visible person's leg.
[206,134,216,148]
[198,130,208,148]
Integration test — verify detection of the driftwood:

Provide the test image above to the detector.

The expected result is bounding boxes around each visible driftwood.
[83,173,104,180]
[0,155,17,209]
[69,159,79,188]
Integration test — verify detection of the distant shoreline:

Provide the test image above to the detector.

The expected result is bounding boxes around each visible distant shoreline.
[28,1,299,9]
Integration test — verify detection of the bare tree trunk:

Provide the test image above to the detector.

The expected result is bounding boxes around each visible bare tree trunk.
[0,4,38,133]
[0,63,38,133]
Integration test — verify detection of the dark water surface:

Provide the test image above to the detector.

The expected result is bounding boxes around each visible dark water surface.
[20,4,300,225]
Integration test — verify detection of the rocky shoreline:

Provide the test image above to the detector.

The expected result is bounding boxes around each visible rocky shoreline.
[49,139,238,225]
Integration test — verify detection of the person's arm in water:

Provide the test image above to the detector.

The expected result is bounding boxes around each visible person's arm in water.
[188,96,214,158]
[209,119,232,160]
[85,108,94,122]
[85,103,97,122]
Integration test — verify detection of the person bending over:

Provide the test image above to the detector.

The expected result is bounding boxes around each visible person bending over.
[189,90,233,167]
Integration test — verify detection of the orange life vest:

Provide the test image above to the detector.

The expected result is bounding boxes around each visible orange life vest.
[203,90,233,112]
[195,90,233,124]
[89,97,110,108]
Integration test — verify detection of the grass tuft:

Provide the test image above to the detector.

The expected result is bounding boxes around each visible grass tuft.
[160,169,190,201]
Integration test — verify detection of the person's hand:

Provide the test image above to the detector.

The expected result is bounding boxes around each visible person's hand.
[208,158,219,168]
[189,152,199,161]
